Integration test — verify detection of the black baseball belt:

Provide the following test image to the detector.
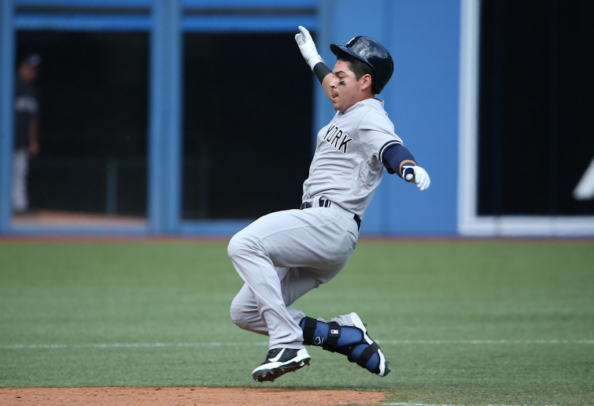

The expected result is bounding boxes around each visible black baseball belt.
[300,197,361,231]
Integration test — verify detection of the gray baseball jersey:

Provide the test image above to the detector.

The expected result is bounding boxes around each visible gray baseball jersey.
[303,98,402,219]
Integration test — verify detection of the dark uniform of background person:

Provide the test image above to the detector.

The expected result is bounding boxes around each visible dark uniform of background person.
[13,53,41,214]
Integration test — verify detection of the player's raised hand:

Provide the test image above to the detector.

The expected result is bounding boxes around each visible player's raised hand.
[295,26,324,69]
[402,165,431,191]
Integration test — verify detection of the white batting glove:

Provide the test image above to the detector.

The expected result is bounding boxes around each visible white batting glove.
[295,25,324,70]
[402,165,431,191]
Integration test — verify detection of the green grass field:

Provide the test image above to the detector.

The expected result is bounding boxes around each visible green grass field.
[1,239,593,405]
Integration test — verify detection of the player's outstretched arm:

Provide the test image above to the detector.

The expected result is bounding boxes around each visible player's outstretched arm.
[295,26,333,100]
[382,144,431,191]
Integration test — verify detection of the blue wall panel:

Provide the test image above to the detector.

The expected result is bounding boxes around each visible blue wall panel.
[14,0,149,6]
[0,0,16,233]
[149,0,183,233]
[15,0,313,8]
[383,0,459,235]
[182,15,316,32]
[182,0,315,8]
[14,14,151,31]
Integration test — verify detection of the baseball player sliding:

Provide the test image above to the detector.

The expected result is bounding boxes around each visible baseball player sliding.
[228,26,430,382]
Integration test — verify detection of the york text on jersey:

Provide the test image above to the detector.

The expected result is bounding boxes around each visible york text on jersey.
[323,124,352,154]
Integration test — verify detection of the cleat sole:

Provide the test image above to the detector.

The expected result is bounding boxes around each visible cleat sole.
[252,358,310,382]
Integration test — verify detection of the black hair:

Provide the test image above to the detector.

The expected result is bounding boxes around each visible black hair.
[337,53,376,94]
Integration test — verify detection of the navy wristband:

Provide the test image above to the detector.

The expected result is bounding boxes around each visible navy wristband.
[313,62,332,84]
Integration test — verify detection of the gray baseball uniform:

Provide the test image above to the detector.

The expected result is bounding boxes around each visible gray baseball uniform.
[228,97,402,350]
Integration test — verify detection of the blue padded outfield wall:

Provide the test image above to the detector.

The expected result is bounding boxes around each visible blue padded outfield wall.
[0,0,460,236]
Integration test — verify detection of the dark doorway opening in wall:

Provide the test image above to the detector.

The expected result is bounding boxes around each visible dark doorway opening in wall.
[183,33,314,220]
[478,0,594,216]
[15,31,149,224]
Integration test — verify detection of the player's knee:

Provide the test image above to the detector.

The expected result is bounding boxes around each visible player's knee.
[229,296,250,329]
[227,232,251,260]
[227,234,242,261]
[229,301,243,327]
[228,231,265,263]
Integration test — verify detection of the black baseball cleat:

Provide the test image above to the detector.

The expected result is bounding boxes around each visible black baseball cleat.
[251,347,311,382]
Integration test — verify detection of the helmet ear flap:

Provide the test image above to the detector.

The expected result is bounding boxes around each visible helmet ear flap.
[330,36,394,94]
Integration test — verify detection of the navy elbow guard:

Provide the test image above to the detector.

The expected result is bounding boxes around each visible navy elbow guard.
[300,316,387,376]
[381,143,416,175]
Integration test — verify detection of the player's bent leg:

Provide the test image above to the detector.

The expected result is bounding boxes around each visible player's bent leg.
[228,209,357,381]
[230,268,323,336]
[12,149,29,212]
[299,312,390,377]
[230,284,269,335]
[228,229,304,349]
[228,209,355,350]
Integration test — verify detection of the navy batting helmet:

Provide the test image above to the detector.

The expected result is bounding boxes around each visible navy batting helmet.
[330,36,394,94]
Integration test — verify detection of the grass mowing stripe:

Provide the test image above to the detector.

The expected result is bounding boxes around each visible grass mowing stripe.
[1,339,592,350]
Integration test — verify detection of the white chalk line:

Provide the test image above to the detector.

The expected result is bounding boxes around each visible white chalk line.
[0,339,592,350]
[0,342,267,350]
[379,339,594,345]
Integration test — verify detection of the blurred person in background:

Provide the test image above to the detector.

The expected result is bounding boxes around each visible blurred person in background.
[13,53,41,214]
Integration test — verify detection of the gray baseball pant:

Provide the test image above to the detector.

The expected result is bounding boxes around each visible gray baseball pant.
[228,204,359,350]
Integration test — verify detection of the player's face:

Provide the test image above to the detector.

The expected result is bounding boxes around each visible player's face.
[329,60,371,112]
[18,64,38,84]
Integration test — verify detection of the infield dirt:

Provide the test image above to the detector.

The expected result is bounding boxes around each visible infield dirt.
[0,387,385,406]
